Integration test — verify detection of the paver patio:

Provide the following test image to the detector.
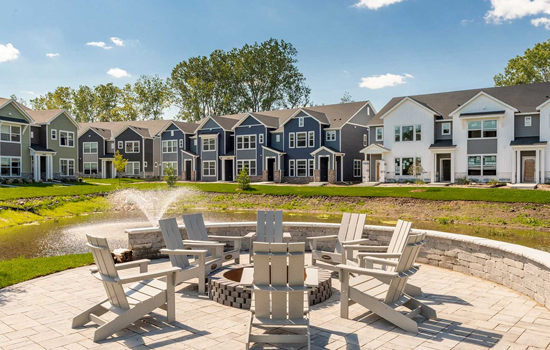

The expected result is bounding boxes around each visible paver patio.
[1,253,550,350]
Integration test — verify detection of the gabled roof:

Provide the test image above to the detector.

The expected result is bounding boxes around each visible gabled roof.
[113,125,152,139]
[0,98,35,123]
[310,146,344,156]
[79,120,171,139]
[173,120,199,134]
[360,143,391,154]
[369,82,550,125]
[195,114,245,132]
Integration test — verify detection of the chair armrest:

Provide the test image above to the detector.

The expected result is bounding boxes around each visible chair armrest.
[363,256,399,266]
[306,235,338,241]
[208,235,245,241]
[283,232,291,239]
[342,245,387,251]
[335,264,398,279]
[90,259,150,273]
[356,252,402,258]
[160,248,208,257]
[115,267,181,285]
[244,232,256,238]
[340,239,372,245]
[182,242,226,249]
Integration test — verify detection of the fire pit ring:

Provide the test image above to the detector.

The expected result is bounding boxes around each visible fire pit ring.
[208,264,332,309]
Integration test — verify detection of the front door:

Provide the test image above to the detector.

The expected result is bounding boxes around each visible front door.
[185,160,191,181]
[441,159,451,182]
[105,161,112,179]
[224,160,233,181]
[320,158,329,182]
[267,158,275,182]
[523,157,536,183]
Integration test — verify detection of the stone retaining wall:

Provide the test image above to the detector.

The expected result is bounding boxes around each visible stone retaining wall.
[126,222,550,309]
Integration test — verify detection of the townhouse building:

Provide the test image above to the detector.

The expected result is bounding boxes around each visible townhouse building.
[0,97,79,181]
[361,82,550,184]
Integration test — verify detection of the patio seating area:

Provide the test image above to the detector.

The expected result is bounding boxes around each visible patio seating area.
[1,252,550,349]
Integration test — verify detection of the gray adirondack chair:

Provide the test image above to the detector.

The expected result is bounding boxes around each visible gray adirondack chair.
[245,210,291,259]
[159,218,224,294]
[337,232,436,333]
[246,242,310,350]
[307,212,369,270]
[183,213,243,264]
[72,234,179,342]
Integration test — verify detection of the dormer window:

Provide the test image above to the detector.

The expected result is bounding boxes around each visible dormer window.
[298,117,304,127]
[525,116,532,127]
[442,122,451,135]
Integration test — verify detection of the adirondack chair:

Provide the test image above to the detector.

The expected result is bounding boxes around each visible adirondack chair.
[72,234,180,342]
[307,212,369,270]
[245,242,311,350]
[183,213,243,264]
[244,210,292,259]
[345,220,423,296]
[159,218,225,294]
[337,232,436,333]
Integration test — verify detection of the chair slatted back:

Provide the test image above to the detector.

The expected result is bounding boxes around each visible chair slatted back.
[256,210,284,243]
[86,234,129,310]
[384,233,426,303]
[159,218,190,268]
[183,214,209,241]
[335,213,367,253]
[385,220,413,273]
[253,242,306,320]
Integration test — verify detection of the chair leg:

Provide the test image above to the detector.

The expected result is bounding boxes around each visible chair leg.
[405,297,437,320]
[340,271,350,319]
[245,313,253,350]
[72,299,109,328]
[166,273,176,323]
[404,283,423,297]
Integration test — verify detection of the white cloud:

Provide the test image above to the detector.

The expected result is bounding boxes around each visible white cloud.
[0,43,20,63]
[110,37,124,46]
[86,41,113,50]
[485,0,550,24]
[532,17,550,29]
[461,19,475,26]
[21,90,36,95]
[107,68,131,78]
[46,53,60,58]
[353,0,407,10]
[359,73,413,89]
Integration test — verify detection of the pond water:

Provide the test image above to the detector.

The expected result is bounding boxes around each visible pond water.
[1,209,548,260]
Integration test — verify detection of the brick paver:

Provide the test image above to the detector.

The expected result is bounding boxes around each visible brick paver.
[1,254,549,349]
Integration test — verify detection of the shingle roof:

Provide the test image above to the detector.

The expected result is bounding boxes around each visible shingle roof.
[209,114,245,130]
[510,137,548,146]
[368,82,550,125]
[173,120,200,134]
[87,127,112,139]
[30,144,56,153]
[248,113,281,128]
[23,108,64,124]
[429,140,456,149]
[79,120,171,138]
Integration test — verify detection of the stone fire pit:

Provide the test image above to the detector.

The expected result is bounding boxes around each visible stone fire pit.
[209,264,332,309]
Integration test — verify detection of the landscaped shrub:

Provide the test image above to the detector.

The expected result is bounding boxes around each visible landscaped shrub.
[237,167,251,190]
[456,176,471,185]
[163,164,177,187]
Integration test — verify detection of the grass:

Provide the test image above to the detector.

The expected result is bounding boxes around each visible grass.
[0,254,94,289]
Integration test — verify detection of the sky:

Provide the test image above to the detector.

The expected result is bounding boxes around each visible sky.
[1,0,549,118]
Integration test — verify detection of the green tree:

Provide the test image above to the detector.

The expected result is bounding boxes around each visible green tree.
[237,166,251,190]
[10,94,27,107]
[30,86,74,113]
[134,74,173,120]
[93,83,122,122]
[113,150,128,186]
[163,164,178,187]
[340,92,354,104]
[494,39,550,86]
[72,85,96,122]
[112,84,139,121]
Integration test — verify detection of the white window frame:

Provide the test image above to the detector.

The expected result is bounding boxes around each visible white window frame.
[30,130,34,138]
[289,133,295,148]
[144,161,148,168]
[375,127,383,142]
[296,132,307,148]
[467,120,497,140]
[442,122,451,135]
[0,125,21,143]
[118,141,123,149]
[125,162,140,176]
[525,116,532,127]
[296,159,308,177]
[468,154,497,176]
[308,131,315,148]
[83,142,98,154]
[326,131,336,142]
[298,117,304,127]
[59,158,75,177]
[51,129,57,140]
[0,156,21,177]
[202,160,216,177]
[259,134,264,144]
[202,138,216,152]
[363,134,368,146]
[162,161,178,176]
[394,157,421,176]
[308,159,314,177]
[179,139,184,148]
[162,140,178,153]
[276,134,281,143]
[170,130,174,137]
[395,125,422,142]
[237,160,257,176]
[289,159,295,177]
[353,159,361,177]
[59,130,75,147]
[83,162,98,175]
[125,141,140,153]
[236,135,257,150]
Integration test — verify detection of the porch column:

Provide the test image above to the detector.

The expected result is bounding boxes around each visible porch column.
[221,159,226,181]
[516,150,521,183]
[101,160,105,178]
[48,155,54,180]
[431,153,436,183]
[535,149,540,184]
[541,149,546,184]
[511,149,516,184]
[33,154,40,182]
[450,152,456,184]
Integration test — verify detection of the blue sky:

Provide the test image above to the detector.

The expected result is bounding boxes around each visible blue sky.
[1,0,549,117]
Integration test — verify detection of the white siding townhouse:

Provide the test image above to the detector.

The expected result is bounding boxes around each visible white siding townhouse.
[361,82,550,184]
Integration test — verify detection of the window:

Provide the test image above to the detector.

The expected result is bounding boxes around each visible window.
[394,157,421,176]
[83,142,98,154]
[0,125,20,142]
[468,155,496,176]
[395,158,401,176]
[376,127,383,142]
[162,161,178,175]
[394,126,401,142]
[31,131,34,138]
[60,159,75,176]
[298,117,304,127]
[236,135,256,150]
[170,130,174,137]
[125,162,140,176]
[0,157,20,177]
[525,116,532,127]
[308,131,315,148]
[289,160,295,177]
[179,139,184,148]
[259,134,264,144]
[442,123,451,135]
[162,140,178,153]
[353,160,361,177]
[415,125,422,141]
[363,134,368,146]
[394,125,421,142]
[118,141,123,149]
[468,120,497,139]
[237,160,257,176]
[289,133,295,148]
[83,162,98,175]
[202,161,216,176]
[125,141,140,153]
[296,132,307,148]
[59,131,74,147]
[296,160,307,177]
[51,129,57,140]
[202,138,216,151]
[276,134,281,143]
[144,161,148,168]
[401,126,414,141]
[326,131,336,142]
[308,159,314,177]
[193,139,197,146]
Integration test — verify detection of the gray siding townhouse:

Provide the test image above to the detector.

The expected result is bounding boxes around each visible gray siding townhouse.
[159,121,199,180]
[362,82,550,184]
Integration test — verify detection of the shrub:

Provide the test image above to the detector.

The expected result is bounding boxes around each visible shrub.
[6,179,13,185]
[163,164,178,187]
[456,176,471,185]
[237,167,251,190]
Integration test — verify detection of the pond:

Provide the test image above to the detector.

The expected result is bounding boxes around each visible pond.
[1,208,548,260]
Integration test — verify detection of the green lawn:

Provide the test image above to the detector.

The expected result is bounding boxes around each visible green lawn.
[0,254,94,289]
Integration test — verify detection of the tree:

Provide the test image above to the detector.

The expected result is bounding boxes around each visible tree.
[163,164,177,187]
[112,84,139,121]
[494,39,550,86]
[93,83,122,122]
[113,150,128,186]
[10,94,27,107]
[72,85,96,122]
[237,166,251,190]
[134,74,173,120]
[340,92,354,104]
[30,86,74,113]
[408,161,424,187]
